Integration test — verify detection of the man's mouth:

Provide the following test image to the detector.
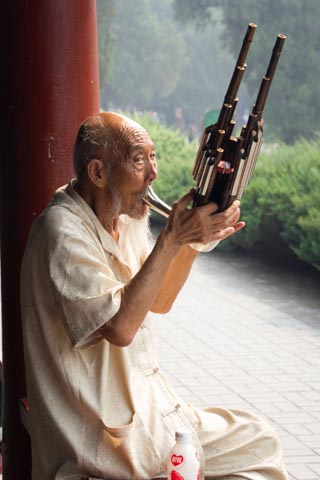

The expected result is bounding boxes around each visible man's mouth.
[128,189,150,219]
[137,188,149,204]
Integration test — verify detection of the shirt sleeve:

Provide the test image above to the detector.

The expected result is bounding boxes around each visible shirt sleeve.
[48,221,124,349]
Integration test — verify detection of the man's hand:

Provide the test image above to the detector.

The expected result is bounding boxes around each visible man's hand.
[161,189,245,249]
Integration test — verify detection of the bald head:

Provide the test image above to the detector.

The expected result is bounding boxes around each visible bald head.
[73,112,150,180]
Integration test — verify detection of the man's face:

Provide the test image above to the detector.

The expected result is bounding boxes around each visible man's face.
[109,125,158,219]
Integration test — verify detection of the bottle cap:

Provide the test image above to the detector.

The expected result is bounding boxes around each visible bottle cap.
[175,429,192,442]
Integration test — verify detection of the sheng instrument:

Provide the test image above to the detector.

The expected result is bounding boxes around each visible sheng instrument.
[144,23,286,218]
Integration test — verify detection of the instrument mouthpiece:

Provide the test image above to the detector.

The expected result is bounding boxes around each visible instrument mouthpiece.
[143,186,171,218]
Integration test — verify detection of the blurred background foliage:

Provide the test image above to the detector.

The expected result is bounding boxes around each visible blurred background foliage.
[173,0,320,143]
[97,0,243,133]
[97,0,320,143]
[97,0,320,269]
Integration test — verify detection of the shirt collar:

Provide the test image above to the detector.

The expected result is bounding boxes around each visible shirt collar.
[63,180,130,266]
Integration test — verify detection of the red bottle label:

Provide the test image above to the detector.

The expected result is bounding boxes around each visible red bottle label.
[171,454,184,466]
[171,471,184,480]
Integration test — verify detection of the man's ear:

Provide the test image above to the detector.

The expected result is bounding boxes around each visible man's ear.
[87,159,108,187]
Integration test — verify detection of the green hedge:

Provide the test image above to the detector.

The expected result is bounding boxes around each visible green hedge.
[130,113,320,270]
[229,140,320,269]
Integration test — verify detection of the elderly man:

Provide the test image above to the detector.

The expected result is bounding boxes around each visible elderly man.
[21,112,288,480]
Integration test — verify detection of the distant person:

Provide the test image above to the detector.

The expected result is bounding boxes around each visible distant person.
[149,111,160,123]
[175,106,184,130]
[188,123,196,142]
[21,111,289,479]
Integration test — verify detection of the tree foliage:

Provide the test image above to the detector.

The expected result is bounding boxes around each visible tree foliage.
[173,0,320,143]
[160,13,243,129]
[97,0,239,130]
[97,0,186,112]
[96,0,116,88]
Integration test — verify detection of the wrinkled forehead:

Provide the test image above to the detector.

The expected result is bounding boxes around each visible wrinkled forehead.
[119,119,154,153]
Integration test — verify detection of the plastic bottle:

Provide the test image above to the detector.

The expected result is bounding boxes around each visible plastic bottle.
[167,429,200,480]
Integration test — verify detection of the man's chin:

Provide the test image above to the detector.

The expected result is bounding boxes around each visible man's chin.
[129,203,150,220]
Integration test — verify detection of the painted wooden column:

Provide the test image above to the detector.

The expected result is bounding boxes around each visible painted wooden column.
[0,1,100,477]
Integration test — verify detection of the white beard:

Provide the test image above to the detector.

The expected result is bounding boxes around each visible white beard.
[122,211,152,250]
[119,212,153,274]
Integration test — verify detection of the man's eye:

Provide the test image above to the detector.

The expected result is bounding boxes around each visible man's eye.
[134,156,144,163]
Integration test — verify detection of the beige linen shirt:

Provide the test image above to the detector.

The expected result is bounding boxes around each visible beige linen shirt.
[21,182,288,480]
[21,182,203,480]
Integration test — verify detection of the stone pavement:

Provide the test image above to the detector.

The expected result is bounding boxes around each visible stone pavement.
[150,249,320,480]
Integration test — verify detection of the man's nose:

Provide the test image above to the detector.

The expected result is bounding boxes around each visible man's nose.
[148,159,158,182]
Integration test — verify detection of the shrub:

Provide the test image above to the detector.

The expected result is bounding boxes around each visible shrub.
[228,140,320,269]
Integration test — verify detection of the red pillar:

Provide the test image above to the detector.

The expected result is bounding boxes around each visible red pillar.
[0,1,100,477]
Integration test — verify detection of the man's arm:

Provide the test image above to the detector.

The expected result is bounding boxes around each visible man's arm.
[100,193,244,347]
[150,198,245,313]
[150,244,198,314]
[99,227,187,347]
